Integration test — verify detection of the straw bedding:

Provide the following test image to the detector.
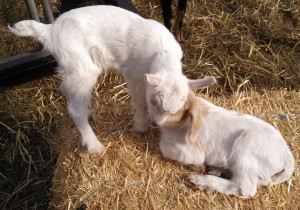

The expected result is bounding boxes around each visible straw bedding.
[0,0,299,209]
[49,86,300,209]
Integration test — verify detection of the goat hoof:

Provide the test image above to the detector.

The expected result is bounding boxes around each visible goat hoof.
[183,177,199,189]
[86,142,106,154]
[187,175,207,190]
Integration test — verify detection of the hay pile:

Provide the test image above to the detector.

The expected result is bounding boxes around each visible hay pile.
[0,76,61,209]
[0,0,299,209]
[50,88,300,209]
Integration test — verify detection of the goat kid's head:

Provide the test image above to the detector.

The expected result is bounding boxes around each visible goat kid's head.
[145,74,216,127]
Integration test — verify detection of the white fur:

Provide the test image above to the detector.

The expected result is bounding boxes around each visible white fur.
[149,77,294,197]
[9,5,191,153]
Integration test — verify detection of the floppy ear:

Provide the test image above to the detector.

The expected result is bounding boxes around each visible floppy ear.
[187,93,203,144]
[144,74,161,86]
[188,76,217,90]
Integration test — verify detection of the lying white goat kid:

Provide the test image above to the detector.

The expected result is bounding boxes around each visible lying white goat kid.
[9,5,203,153]
[145,75,294,197]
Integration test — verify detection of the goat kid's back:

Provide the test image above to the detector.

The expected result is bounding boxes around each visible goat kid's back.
[9,6,182,74]
[159,90,294,197]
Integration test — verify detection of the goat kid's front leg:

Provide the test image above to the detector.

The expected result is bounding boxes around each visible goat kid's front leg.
[133,101,149,133]
[126,81,149,133]
[60,74,105,154]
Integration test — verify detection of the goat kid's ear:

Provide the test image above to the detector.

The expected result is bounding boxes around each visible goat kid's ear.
[188,76,217,90]
[144,74,161,86]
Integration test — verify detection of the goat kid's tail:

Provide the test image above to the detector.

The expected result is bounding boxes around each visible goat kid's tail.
[8,20,50,45]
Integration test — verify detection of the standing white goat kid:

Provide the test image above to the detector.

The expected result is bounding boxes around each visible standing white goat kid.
[9,5,202,153]
[145,75,294,197]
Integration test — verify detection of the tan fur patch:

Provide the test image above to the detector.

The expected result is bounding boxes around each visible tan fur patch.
[161,91,209,145]
[161,105,189,127]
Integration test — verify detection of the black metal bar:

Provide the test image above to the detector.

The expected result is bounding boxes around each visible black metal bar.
[24,0,40,22]
[41,0,55,23]
[0,51,57,91]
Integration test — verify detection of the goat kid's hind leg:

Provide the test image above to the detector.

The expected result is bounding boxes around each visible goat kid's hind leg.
[188,175,240,196]
[60,73,105,154]
[205,165,232,179]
